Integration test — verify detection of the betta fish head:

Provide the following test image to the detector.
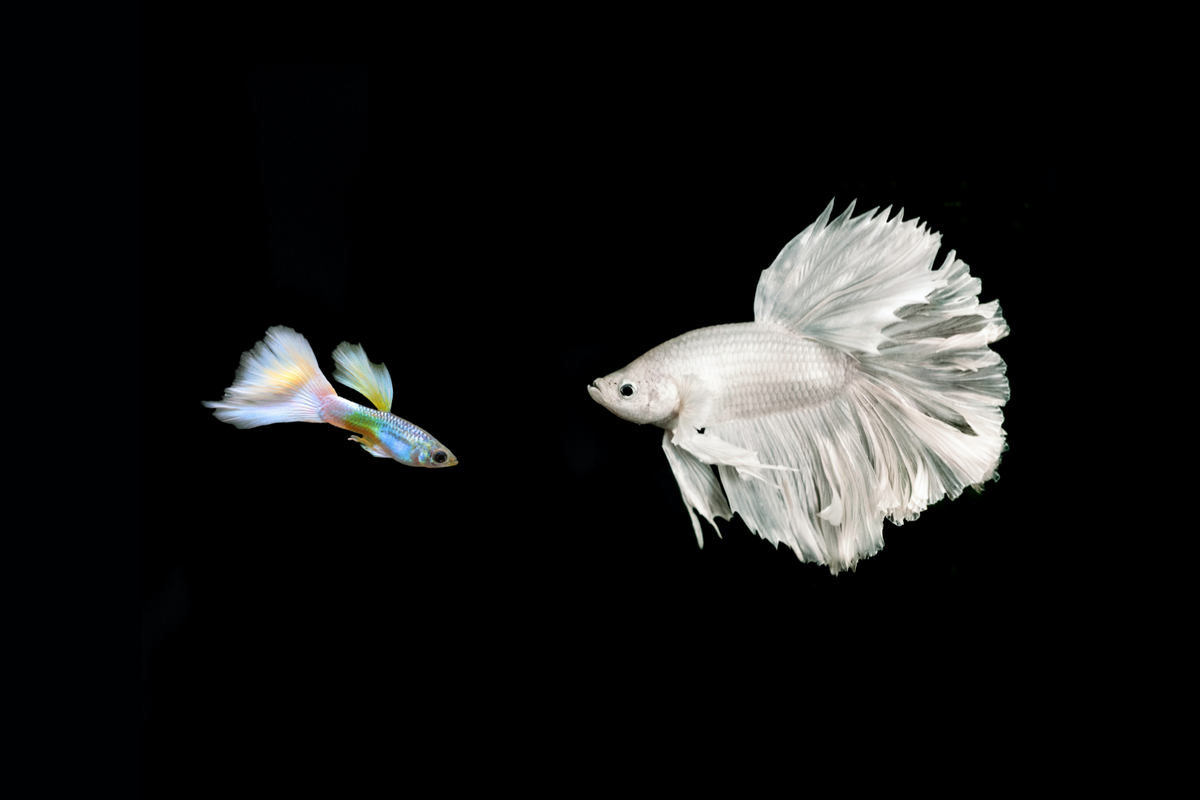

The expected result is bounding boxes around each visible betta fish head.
[588,356,681,427]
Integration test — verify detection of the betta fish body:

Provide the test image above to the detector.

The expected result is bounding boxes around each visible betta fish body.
[588,200,1008,573]
[203,326,457,468]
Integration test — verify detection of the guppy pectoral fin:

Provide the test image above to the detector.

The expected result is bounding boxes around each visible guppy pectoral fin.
[348,434,391,459]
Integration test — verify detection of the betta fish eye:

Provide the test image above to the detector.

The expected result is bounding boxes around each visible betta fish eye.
[432,450,448,464]
[619,381,638,398]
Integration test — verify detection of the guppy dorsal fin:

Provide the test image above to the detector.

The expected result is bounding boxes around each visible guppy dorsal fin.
[332,341,393,412]
[348,433,391,458]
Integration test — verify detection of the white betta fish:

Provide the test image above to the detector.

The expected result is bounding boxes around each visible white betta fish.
[588,200,1008,574]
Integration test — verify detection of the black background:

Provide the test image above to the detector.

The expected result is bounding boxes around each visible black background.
[140,14,1060,793]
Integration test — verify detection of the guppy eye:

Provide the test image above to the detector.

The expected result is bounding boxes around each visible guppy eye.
[432,450,448,464]
[619,381,637,398]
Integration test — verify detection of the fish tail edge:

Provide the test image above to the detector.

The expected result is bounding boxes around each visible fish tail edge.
[202,326,337,428]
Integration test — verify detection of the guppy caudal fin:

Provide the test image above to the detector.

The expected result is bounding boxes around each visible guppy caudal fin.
[202,326,336,427]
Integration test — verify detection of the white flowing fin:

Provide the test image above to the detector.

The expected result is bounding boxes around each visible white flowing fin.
[672,373,794,487]
[719,201,1008,573]
[670,426,792,488]
[712,380,1005,574]
[661,431,732,547]
[709,397,883,574]
[852,245,1009,522]
[754,199,948,355]
[202,326,336,428]
[331,341,393,412]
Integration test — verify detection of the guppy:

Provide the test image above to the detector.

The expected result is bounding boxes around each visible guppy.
[203,326,457,468]
[589,200,1009,573]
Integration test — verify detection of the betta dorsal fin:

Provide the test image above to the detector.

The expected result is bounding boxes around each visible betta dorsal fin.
[753,199,947,355]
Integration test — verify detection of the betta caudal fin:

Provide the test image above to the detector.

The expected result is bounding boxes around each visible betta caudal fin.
[202,326,336,428]
[687,200,1009,572]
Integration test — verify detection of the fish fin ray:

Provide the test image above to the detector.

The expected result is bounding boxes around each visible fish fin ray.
[739,199,1007,573]
[349,434,391,458]
[753,199,949,355]
[673,373,796,487]
[202,326,336,428]
[662,431,732,548]
[711,399,884,574]
[332,342,393,412]
[710,371,1005,573]
[851,240,1008,514]
[670,426,793,488]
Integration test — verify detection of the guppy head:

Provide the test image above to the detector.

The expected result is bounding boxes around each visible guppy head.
[372,427,458,468]
[588,357,680,427]
[419,443,458,468]
[402,438,458,468]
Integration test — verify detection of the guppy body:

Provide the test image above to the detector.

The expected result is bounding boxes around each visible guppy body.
[319,395,453,466]
[204,326,457,468]
[632,322,855,427]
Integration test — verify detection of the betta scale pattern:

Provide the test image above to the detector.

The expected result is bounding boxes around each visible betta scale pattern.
[588,200,1008,573]
[203,326,457,468]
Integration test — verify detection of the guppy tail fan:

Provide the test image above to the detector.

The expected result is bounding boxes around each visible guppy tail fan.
[331,341,393,412]
[202,326,336,428]
[709,200,1009,573]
